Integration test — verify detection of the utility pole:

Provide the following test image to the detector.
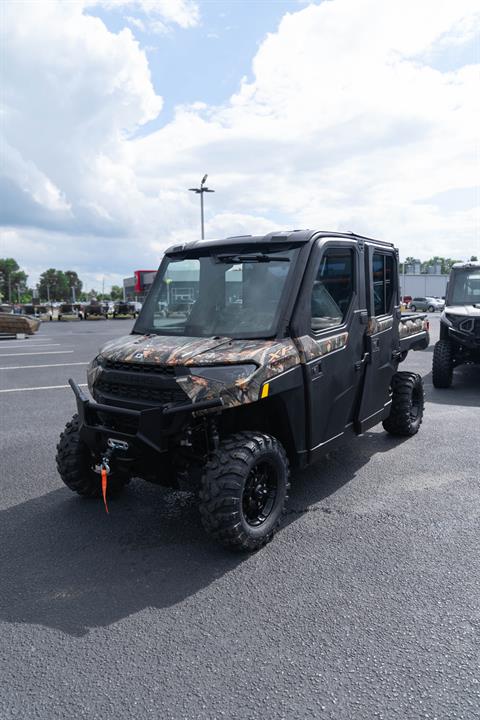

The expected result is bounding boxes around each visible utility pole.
[188,174,215,239]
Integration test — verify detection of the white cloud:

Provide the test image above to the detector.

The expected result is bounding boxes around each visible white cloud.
[86,0,200,30]
[1,0,162,242]
[1,0,479,291]
[134,0,480,259]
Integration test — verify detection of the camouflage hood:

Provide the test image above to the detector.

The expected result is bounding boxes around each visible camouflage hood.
[95,333,301,408]
[99,333,235,366]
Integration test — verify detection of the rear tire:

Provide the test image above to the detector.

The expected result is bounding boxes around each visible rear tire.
[428,305,434,312]
[410,305,416,312]
[199,432,290,552]
[56,414,126,498]
[432,339,454,388]
[382,372,424,436]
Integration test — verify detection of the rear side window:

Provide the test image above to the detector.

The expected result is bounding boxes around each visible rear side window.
[311,249,355,331]
[373,253,395,316]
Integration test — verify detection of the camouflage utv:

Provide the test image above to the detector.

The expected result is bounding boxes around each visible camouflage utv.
[57,230,429,551]
[112,301,138,319]
[83,300,109,320]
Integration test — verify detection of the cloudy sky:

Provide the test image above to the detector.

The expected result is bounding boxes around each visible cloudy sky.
[1,0,479,291]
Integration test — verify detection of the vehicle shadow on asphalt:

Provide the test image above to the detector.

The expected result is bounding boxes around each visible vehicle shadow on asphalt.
[423,366,480,407]
[0,431,407,637]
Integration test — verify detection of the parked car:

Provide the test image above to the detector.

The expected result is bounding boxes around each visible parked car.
[409,296,445,312]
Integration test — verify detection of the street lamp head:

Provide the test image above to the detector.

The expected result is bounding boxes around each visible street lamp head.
[201,174,208,186]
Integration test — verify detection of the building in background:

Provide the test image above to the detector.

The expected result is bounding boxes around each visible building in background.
[123,270,157,302]
[400,272,449,299]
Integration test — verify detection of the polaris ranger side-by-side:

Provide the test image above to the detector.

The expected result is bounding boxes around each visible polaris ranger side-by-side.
[57,231,429,551]
[432,261,480,388]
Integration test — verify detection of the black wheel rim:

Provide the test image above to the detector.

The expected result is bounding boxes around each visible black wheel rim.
[242,460,278,527]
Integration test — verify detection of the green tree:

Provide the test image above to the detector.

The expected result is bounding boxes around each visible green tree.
[420,257,463,274]
[110,285,123,300]
[38,269,70,301]
[421,256,443,273]
[0,258,28,302]
[470,256,478,262]
[441,258,463,274]
[64,271,83,300]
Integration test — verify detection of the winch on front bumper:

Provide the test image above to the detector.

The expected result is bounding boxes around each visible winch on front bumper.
[69,379,223,457]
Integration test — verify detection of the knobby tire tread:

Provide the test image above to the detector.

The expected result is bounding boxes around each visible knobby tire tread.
[382,371,424,437]
[56,414,125,498]
[199,432,290,552]
[432,340,454,388]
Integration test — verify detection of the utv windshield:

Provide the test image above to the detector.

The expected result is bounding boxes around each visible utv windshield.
[135,245,301,338]
[448,269,480,305]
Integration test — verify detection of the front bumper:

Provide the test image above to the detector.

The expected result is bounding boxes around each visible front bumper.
[448,326,480,349]
[69,379,222,456]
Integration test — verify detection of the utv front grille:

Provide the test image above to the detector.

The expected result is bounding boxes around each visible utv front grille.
[103,359,176,376]
[96,379,186,406]
[94,363,187,409]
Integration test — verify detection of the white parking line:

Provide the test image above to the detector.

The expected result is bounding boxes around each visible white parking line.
[0,383,88,393]
[0,362,88,370]
[0,343,61,350]
[0,350,74,357]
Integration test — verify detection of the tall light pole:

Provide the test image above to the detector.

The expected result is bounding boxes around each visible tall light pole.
[189,174,215,239]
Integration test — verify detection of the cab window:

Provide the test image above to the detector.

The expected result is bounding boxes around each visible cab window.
[311,249,355,331]
[373,253,395,316]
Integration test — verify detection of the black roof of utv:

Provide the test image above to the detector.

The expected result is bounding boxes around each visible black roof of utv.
[166,230,395,255]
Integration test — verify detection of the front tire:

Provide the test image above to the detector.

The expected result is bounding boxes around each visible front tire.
[199,432,290,552]
[432,339,454,388]
[428,305,434,312]
[382,372,424,436]
[56,414,126,498]
[410,305,416,312]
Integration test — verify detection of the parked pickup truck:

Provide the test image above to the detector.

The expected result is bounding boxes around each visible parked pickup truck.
[57,230,429,551]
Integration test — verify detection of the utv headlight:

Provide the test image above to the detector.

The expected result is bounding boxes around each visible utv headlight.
[188,364,258,385]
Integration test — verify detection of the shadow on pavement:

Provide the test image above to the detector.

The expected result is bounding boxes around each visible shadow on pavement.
[0,431,407,637]
[423,365,480,407]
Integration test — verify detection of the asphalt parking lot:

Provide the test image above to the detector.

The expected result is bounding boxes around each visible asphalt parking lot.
[0,316,479,720]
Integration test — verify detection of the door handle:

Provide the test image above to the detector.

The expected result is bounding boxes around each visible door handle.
[354,352,370,371]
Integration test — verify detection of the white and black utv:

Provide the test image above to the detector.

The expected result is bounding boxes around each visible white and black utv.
[432,261,480,388]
